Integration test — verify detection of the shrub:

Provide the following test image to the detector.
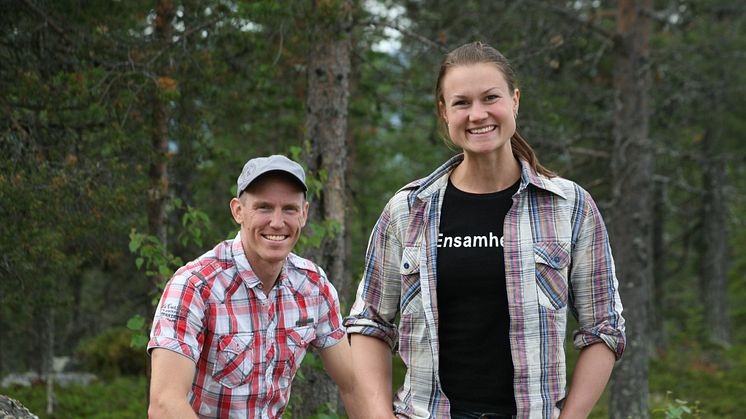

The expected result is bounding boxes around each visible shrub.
[74,327,147,379]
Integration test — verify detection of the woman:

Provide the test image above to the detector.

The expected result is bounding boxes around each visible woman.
[344,42,626,419]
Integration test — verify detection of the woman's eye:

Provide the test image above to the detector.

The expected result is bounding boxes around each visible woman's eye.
[453,100,467,107]
[485,95,499,101]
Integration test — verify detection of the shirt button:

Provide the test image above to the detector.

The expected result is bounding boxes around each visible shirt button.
[554,256,561,262]
[403,262,410,269]
[258,284,263,289]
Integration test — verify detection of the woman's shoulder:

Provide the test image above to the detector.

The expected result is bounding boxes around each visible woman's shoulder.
[532,172,598,205]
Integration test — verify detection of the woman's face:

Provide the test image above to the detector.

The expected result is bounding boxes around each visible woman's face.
[439,63,520,158]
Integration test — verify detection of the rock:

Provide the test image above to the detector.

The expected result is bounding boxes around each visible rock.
[1,372,97,388]
[0,395,39,419]
[0,374,39,389]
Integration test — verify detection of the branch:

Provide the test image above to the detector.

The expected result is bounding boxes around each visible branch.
[527,0,619,43]
[7,114,30,141]
[179,15,223,41]
[362,18,447,53]
[568,146,610,159]
[20,0,72,45]
[147,16,225,67]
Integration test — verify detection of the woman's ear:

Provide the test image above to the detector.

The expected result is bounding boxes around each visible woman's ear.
[439,101,448,125]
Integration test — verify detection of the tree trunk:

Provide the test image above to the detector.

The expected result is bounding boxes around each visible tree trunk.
[608,1,653,418]
[149,0,173,257]
[45,305,55,416]
[296,0,353,416]
[651,179,666,353]
[145,0,175,408]
[700,128,730,346]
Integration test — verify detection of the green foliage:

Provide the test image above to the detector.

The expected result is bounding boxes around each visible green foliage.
[127,203,213,348]
[2,376,146,419]
[311,403,345,419]
[128,230,182,279]
[177,199,212,248]
[1,0,744,416]
[653,394,703,419]
[125,315,149,349]
[647,344,746,417]
[74,328,147,379]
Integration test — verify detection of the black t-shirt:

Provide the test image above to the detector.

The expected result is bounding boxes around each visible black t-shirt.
[436,178,519,414]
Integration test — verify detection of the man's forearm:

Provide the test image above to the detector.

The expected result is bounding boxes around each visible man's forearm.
[559,343,616,419]
[149,349,199,419]
[148,395,199,419]
[350,334,397,418]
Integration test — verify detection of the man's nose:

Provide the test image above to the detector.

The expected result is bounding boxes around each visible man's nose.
[269,209,284,227]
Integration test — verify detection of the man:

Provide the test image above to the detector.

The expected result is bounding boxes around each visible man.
[148,155,354,418]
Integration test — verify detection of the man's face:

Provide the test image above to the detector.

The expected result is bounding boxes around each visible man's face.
[230,174,308,269]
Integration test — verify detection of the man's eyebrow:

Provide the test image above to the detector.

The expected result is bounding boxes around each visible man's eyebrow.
[251,200,272,207]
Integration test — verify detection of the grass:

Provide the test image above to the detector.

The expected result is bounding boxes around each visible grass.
[2,375,146,419]
[390,341,746,417]
[4,342,745,418]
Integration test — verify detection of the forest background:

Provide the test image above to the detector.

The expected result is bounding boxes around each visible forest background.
[1,0,744,418]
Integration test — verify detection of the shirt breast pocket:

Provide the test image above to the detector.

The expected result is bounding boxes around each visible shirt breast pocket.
[534,241,571,310]
[279,326,316,388]
[400,246,422,316]
[212,333,255,388]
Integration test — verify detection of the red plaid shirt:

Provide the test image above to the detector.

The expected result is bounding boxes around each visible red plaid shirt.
[148,233,345,418]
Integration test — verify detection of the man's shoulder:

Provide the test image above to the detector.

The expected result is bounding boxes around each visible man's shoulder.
[171,240,235,289]
[286,253,339,292]
[287,252,323,278]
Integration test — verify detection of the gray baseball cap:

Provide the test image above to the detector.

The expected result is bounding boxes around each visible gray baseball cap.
[236,155,307,197]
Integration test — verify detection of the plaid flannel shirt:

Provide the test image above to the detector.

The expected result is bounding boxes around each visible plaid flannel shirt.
[345,155,625,419]
[149,232,344,418]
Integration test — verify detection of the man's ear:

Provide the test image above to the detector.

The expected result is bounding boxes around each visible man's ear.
[229,197,243,224]
[300,201,310,228]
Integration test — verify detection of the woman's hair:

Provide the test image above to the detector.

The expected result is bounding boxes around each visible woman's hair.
[435,41,555,177]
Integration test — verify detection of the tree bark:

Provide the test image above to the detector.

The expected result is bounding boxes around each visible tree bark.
[700,128,730,346]
[297,0,353,416]
[650,179,666,353]
[145,0,174,408]
[149,0,173,254]
[45,305,55,416]
[608,1,653,418]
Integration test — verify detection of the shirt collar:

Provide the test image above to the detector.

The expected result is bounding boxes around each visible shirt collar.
[517,158,567,199]
[230,232,289,289]
[409,154,567,204]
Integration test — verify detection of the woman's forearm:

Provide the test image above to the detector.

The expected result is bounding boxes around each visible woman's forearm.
[559,343,616,419]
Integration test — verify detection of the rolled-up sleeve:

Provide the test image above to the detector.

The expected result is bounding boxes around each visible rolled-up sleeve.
[311,265,346,349]
[344,198,405,351]
[570,189,626,359]
[148,272,207,362]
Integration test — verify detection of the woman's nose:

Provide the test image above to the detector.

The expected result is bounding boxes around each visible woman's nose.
[469,105,488,121]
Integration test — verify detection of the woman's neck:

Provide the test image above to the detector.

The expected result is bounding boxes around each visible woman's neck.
[450,151,521,193]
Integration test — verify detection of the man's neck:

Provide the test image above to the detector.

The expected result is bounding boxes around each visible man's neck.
[251,261,283,293]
